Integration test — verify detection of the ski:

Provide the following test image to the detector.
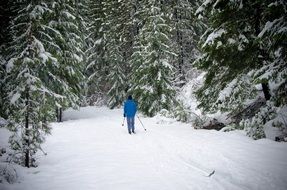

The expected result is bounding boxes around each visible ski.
[206,170,215,177]
[180,156,216,178]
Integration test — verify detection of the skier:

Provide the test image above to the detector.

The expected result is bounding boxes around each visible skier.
[123,95,137,134]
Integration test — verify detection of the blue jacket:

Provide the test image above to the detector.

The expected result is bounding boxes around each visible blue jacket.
[124,99,137,118]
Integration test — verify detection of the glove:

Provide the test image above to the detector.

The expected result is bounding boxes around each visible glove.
[124,113,126,117]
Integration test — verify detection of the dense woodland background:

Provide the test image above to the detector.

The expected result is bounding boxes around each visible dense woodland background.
[0,0,286,168]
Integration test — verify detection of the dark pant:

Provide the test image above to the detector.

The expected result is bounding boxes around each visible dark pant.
[126,117,135,133]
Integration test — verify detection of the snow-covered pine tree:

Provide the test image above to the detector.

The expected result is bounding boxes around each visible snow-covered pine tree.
[0,54,7,119]
[195,0,257,113]
[195,0,287,139]
[256,0,287,106]
[86,0,124,106]
[106,43,126,108]
[48,0,86,113]
[242,0,287,139]
[103,0,133,108]
[171,0,205,86]
[85,0,106,103]
[130,0,178,117]
[74,0,90,105]
[6,0,63,167]
[0,0,13,120]
[116,0,137,61]
[0,0,11,47]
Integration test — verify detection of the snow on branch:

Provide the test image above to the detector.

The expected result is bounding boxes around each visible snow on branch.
[202,28,226,48]
[258,17,286,38]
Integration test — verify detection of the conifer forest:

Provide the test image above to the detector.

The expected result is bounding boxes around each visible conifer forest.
[0,0,286,170]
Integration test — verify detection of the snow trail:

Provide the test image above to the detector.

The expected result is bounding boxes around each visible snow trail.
[1,106,287,190]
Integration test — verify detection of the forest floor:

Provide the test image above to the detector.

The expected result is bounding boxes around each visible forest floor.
[1,106,287,190]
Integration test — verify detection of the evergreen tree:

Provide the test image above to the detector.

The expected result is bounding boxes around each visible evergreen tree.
[257,0,287,106]
[195,0,266,113]
[171,0,205,86]
[48,0,86,111]
[0,0,14,120]
[195,0,286,138]
[242,0,287,139]
[86,0,134,108]
[106,46,126,108]
[0,0,12,47]
[6,0,62,167]
[75,0,90,105]
[85,0,106,103]
[130,0,178,117]
[104,0,128,108]
[0,54,7,119]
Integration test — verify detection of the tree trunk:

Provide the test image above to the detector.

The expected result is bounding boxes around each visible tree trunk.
[56,107,62,122]
[25,88,30,168]
[177,30,184,78]
[262,82,271,101]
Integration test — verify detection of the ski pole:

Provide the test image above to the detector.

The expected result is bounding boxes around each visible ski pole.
[137,115,147,131]
[122,117,125,126]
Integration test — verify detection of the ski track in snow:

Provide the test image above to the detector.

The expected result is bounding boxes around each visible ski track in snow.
[1,106,287,190]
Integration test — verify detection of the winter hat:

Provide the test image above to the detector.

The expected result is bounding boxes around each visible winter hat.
[128,95,132,100]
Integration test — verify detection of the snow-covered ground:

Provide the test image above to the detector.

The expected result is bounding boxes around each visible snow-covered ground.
[1,106,287,190]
